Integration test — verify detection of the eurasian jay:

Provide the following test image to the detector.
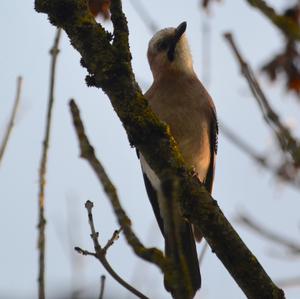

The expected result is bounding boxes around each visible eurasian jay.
[139,21,218,297]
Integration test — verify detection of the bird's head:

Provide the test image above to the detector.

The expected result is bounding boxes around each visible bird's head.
[147,22,193,80]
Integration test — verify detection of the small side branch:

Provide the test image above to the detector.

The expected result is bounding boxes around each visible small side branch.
[37,27,62,299]
[75,200,148,299]
[102,228,122,255]
[0,76,22,166]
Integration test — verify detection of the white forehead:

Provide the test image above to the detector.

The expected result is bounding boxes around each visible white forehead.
[148,27,175,50]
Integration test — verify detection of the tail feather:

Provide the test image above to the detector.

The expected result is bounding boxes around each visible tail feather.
[164,221,201,298]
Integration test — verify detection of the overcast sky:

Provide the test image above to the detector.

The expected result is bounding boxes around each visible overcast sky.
[1,0,300,298]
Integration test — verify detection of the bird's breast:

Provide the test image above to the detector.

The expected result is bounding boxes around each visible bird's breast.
[149,94,211,182]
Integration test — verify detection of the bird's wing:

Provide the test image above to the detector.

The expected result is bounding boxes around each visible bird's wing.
[142,170,165,236]
[137,151,165,235]
[204,106,218,194]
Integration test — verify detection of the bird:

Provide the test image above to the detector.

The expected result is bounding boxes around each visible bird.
[138,21,218,298]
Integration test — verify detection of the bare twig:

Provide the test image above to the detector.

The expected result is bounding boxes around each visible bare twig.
[102,228,122,255]
[0,76,22,166]
[99,275,106,299]
[236,213,300,255]
[224,32,300,167]
[69,99,167,272]
[37,27,62,299]
[75,200,148,299]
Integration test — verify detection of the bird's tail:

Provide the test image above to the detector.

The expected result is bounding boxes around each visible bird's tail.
[164,221,201,298]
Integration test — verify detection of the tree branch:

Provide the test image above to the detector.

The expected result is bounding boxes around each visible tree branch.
[224,32,300,168]
[75,200,148,299]
[36,1,285,297]
[236,213,300,255]
[99,275,106,299]
[37,27,62,299]
[220,121,300,189]
[102,228,122,255]
[69,100,167,271]
[245,0,300,40]
[0,76,22,166]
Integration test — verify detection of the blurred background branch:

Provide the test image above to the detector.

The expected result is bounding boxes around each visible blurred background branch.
[236,212,300,256]
[37,27,62,299]
[0,76,22,167]
[224,32,300,182]
[245,0,300,40]
[99,275,106,299]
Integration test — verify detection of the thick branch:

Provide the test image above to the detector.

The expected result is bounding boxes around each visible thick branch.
[245,0,300,40]
[36,1,285,298]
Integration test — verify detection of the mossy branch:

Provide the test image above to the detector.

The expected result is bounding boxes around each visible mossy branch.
[245,0,300,40]
[36,0,285,298]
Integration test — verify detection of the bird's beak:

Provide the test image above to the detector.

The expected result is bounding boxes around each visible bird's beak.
[167,21,187,62]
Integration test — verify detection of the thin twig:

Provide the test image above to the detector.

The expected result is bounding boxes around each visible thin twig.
[224,32,300,167]
[69,99,167,272]
[37,27,62,299]
[99,275,106,299]
[0,76,22,166]
[236,213,300,255]
[102,228,122,255]
[76,200,149,299]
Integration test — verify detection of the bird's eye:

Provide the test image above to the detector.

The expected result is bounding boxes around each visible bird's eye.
[157,39,169,51]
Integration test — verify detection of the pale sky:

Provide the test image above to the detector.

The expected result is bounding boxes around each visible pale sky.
[1,0,300,298]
